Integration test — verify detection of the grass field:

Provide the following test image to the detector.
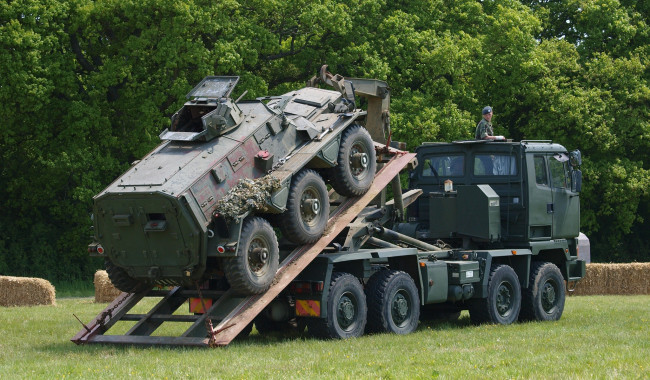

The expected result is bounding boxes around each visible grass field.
[0,295,647,379]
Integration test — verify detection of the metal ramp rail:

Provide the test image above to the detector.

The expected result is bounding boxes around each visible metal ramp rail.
[72,149,416,347]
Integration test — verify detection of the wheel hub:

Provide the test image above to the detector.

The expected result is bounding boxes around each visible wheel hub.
[542,282,557,312]
[300,187,321,225]
[351,152,369,169]
[496,282,513,315]
[251,247,268,263]
[349,145,369,177]
[392,293,409,324]
[248,237,270,275]
[302,198,320,215]
[337,294,356,329]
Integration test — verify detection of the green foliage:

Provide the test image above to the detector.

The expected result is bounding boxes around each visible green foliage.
[1,0,648,282]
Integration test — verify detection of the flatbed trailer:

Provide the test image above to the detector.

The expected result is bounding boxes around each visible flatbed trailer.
[72,146,417,346]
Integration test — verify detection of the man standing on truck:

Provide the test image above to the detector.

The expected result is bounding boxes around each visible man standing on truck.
[475,106,505,141]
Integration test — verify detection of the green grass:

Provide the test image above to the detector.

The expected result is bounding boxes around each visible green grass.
[0,296,647,379]
[51,280,95,298]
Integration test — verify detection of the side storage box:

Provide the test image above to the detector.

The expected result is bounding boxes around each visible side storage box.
[419,261,448,304]
[446,261,480,285]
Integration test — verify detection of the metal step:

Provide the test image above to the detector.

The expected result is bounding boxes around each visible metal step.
[121,314,202,322]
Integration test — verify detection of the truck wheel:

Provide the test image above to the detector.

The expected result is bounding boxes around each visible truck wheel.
[104,259,150,293]
[365,270,420,334]
[224,217,279,295]
[328,125,376,197]
[279,169,329,244]
[307,272,367,339]
[519,262,565,322]
[468,265,521,325]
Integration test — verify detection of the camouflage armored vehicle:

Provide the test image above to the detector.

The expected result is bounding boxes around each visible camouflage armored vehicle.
[89,70,388,295]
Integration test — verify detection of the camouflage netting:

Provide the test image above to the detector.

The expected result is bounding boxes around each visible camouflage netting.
[0,276,56,307]
[572,263,650,296]
[214,176,281,219]
[94,270,121,303]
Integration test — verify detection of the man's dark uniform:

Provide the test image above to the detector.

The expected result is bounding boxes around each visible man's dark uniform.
[475,118,493,140]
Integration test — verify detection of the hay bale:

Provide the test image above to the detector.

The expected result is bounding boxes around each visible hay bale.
[572,263,650,296]
[94,270,122,303]
[0,276,56,307]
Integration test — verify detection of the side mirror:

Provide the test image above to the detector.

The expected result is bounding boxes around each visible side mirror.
[570,150,582,167]
[572,170,582,193]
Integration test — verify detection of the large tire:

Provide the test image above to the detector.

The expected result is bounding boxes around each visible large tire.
[519,262,566,322]
[307,272,367,339]
[279,169,329,244]
[224,217,279,295]
[365,270,420,334]
[104,259,150,293]
[328,125,377,197]
[468,265,521,325]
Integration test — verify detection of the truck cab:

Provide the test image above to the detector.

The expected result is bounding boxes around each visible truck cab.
[399,140,584,278]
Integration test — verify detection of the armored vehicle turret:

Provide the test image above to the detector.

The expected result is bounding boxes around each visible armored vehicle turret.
[90,69,390,295]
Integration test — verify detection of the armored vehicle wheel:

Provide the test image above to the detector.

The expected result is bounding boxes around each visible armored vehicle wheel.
[468,265,521,325]
[365,270,420,334]
[328,125,377,197]
[519,262,565,322]
[224,217,279,295]
[104,259,150,293]
[279,169,330,244]
[307,272,367,339]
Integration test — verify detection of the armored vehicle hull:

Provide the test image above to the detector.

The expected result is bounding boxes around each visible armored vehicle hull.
[91,74,384,294]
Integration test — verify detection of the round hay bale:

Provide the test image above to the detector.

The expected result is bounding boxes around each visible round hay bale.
[94,270,122,303]
[0,276,56,307]
[572,263,650,296]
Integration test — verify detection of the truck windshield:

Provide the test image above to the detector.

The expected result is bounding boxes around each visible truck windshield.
[422,155,464,177]
[474,154,517,176]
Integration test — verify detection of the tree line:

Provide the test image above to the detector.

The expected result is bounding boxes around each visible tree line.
[1,0,648,282]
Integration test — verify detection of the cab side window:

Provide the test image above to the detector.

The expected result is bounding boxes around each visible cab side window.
[474,154,517,176]
[534,155,549,186]
[549,158,568,189]
[422,155,464,177]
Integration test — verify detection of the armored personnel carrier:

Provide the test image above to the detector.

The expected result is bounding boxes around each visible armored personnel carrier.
[90,69,387,295]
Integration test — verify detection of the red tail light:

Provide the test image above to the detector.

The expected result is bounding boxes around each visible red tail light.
[290,281,324,294]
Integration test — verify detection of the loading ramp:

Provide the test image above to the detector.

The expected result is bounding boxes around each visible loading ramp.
[72,147,416,347]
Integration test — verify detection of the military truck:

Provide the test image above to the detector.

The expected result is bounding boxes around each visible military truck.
[273,139,586,337]
[76,70,585,346]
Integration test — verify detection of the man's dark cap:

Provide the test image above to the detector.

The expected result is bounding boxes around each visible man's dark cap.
[482,106,493,115]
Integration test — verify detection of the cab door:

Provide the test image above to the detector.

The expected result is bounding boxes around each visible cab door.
[527,154,553,239]
[548,155,580,238]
